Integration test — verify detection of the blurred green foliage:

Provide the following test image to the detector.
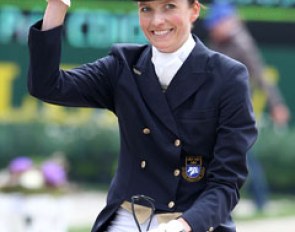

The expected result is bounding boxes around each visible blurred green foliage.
[1,119,295,192]
[254,126,295,193]
[0,118,120,185]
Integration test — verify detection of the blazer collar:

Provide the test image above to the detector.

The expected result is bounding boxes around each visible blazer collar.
[134,36,211,74]
[165,36,212,110]
[133,47,180,136]
[132,36,212,134]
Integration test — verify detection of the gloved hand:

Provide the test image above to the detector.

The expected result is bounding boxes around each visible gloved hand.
[47,0,71,7]
[148,220,186,232]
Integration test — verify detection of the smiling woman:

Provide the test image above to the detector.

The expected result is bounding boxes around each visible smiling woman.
[27,0,257,232]
[137,0,200,52]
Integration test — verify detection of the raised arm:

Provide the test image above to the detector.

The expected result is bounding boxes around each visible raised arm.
[42,0,70,31]
[28,0,118,110]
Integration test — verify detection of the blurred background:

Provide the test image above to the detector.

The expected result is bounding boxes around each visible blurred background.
[0,0,294,231]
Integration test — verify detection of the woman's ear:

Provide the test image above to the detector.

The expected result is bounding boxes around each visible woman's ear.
[190,1,201,23]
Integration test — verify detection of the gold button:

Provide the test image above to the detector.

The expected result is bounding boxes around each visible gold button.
[143,128,151,134]
[168,201,175,208]
[174,139,181,147]
[141,160,146,169]
[208,227,214,232]
[174,169,180,176]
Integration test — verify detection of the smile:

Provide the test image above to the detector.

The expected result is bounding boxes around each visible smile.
[152,29,173,36]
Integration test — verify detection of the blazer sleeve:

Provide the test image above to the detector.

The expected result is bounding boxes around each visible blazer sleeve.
[182,62,257,232]
[27,20,119,112]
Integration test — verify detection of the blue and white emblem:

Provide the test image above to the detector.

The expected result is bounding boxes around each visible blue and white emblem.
[182,156,205,182]
[187,166,201,178]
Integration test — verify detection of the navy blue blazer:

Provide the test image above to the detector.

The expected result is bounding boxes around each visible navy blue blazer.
[28,21,257,232]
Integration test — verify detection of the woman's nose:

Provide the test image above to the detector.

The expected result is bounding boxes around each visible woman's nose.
[151,12,165,26]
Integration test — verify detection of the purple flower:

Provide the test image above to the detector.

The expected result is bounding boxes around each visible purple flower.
[9,157,33,173]
[41,161,67,187]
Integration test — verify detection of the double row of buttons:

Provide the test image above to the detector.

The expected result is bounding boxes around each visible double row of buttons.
[140,160,180,176]
[139,160,178,209]
[141,127,181,210]
[142,128,181,147]
[141,126,181,173]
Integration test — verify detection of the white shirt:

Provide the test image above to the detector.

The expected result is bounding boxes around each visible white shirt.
[151,34,196,90]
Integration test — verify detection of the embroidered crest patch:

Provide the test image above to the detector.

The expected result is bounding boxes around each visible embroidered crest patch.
[182,156,205,182]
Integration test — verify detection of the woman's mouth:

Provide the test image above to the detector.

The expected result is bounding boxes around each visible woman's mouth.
[152,29,173,36]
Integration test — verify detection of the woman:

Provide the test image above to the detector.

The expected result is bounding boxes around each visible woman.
[27,0,257,231]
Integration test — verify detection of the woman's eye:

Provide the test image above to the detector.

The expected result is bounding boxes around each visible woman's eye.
[140,6,151,13]
[165,4,176,10]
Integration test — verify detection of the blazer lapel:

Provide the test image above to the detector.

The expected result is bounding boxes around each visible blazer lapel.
[165,38,212,111]
[133,46,179,136]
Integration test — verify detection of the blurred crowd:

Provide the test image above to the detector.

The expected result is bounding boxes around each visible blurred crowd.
[203,0,291,213]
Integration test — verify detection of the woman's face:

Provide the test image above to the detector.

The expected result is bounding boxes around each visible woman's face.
[138,0,200,53]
